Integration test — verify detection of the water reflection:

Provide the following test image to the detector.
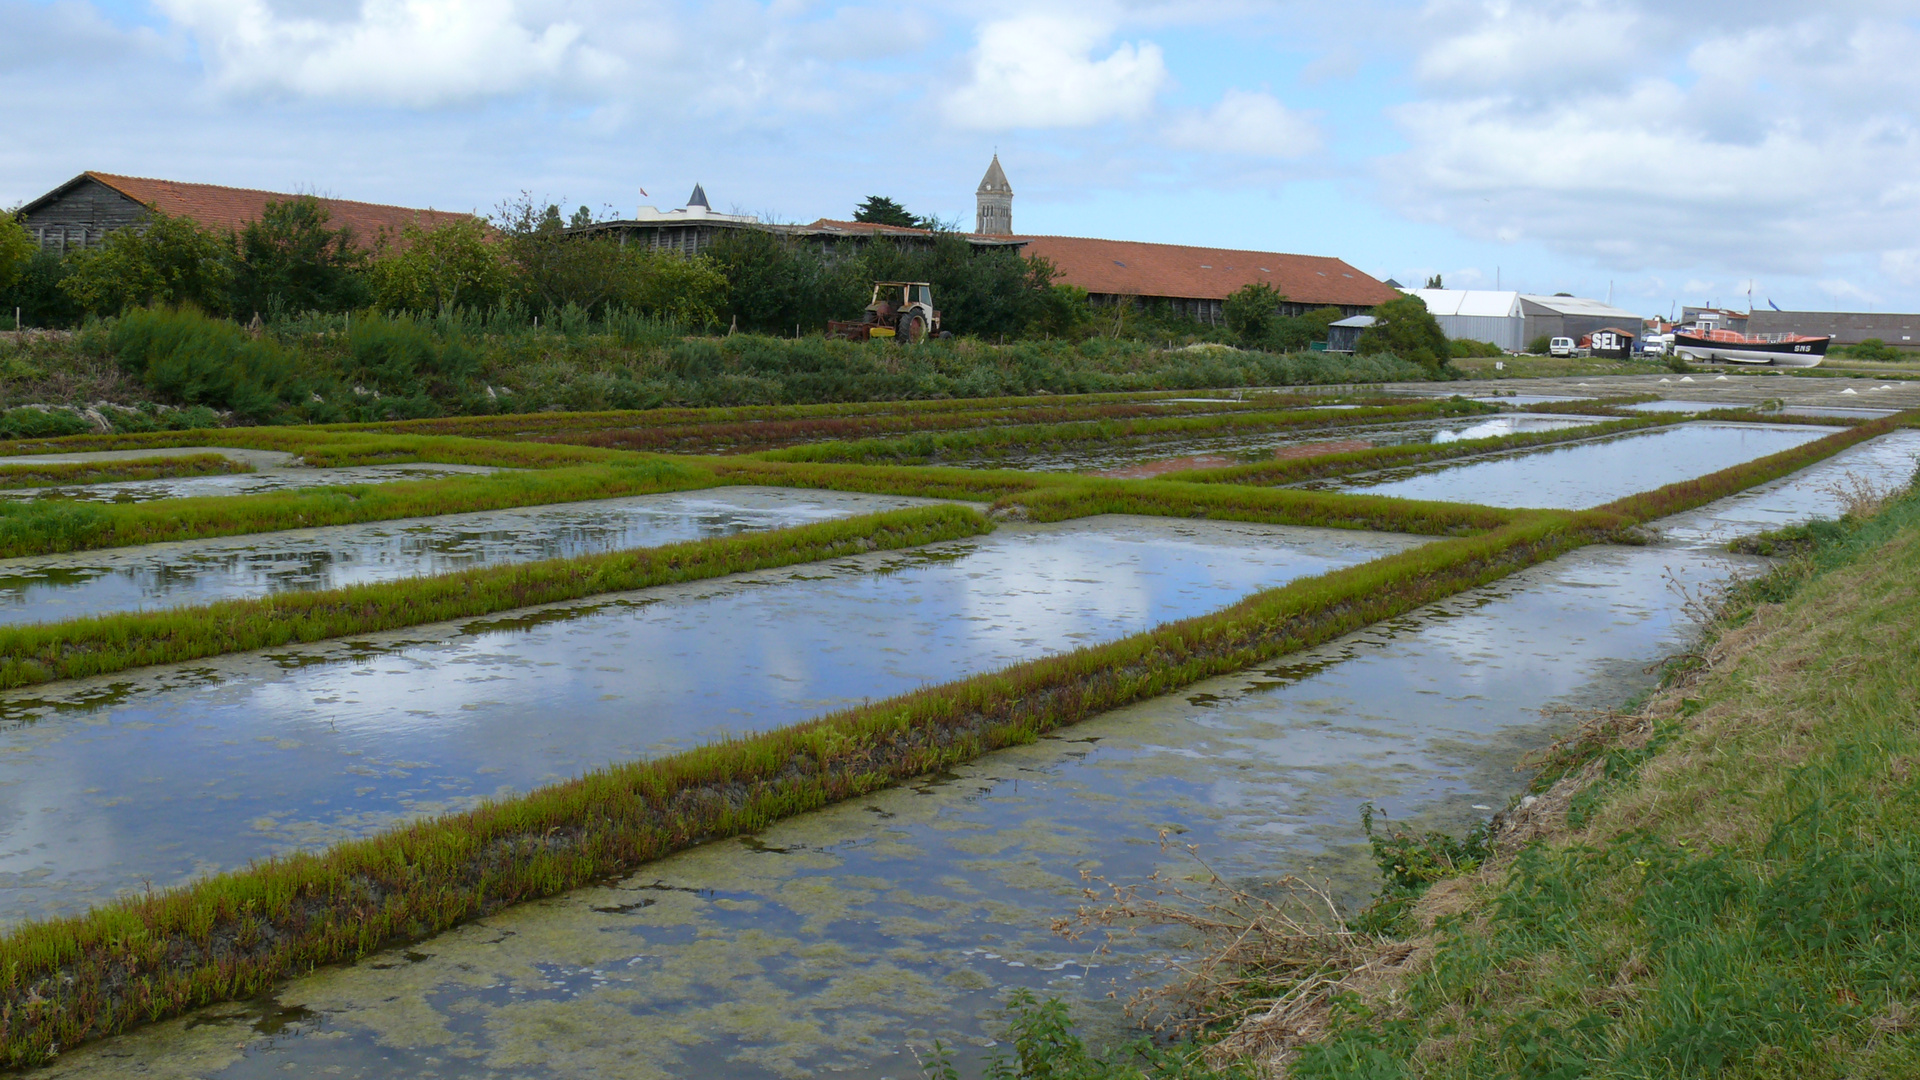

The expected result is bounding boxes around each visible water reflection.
[42,541,1749,1080]
[0,487,940,626]
[0,461,499,504]
[1326,421,1835,508]
[0,518,1421,924]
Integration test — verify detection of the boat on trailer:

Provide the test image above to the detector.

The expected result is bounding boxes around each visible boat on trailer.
[1671,325,1829,368]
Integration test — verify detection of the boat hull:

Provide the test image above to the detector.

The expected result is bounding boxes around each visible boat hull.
[1672,333,1828,368]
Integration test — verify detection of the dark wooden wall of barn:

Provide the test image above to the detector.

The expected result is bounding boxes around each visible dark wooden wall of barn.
[18,180,150,251]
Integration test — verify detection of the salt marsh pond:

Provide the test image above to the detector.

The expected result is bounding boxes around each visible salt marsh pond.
[0,517,1419,923]
[0,487,948,625]
[42,528,1768,1080]
[1324,421,1835,508]
[17,417,1919,1080]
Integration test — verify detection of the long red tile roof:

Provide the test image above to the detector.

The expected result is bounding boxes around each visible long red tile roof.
[1017,235,1399,307]
[85,172,477,248]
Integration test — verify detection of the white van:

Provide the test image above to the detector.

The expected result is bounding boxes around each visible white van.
[1549,336,1577,357]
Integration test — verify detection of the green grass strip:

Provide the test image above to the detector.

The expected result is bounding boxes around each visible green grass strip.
[0,505,990,691]
[1166,415,1677,486]
[748,401,1495,465]
[0,459,718,559]
[0,510,1596,1066]
[0,453,251,489]
[996,478,1515,536]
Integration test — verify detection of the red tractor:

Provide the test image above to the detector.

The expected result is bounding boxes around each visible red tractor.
[827,281,945,343]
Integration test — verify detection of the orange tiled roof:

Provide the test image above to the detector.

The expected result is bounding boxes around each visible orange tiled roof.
[1017,235,1399,308]
[86,172,477,248]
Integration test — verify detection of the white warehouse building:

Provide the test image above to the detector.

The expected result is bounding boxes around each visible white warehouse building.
[1403,289,1644,353]
[1405,289,1527,352]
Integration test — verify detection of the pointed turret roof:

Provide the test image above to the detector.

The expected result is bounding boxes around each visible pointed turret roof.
[976,155,1012,195]
[687,183,710,209]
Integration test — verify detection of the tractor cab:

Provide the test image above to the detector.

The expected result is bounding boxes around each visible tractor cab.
[828,281,944,343]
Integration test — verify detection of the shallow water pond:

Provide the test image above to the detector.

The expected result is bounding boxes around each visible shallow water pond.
[1621,398,1741,413]
[1324,421,1836,508]
[0,517,1421,923]
[0,487,947,626]
[1652,430,1920,548]
[45,539,1752,1080]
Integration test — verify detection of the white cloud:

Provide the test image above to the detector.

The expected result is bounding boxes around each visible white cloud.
[1382,5,1920,277]
[942,13,1168,130]
[1415,0,1642,92]
[154,0,616,106]
[1165,89,1320,159]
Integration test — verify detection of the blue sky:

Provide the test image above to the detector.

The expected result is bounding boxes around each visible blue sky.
[6,0,1920,318]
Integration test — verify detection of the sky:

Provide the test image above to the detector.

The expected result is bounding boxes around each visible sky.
[4,0,1920,318]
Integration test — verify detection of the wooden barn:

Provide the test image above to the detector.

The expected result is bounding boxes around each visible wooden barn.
[14,172,475,251]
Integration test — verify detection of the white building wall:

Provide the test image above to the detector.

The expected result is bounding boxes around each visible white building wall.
[1433,314,1525,352]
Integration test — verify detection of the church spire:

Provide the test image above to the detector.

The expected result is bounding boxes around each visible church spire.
[975,155,1013,236]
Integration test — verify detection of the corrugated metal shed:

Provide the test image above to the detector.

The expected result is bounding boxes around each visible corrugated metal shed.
[1404,289,1525,351]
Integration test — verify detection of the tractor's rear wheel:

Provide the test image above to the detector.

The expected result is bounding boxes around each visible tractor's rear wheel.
[900,314,927,344]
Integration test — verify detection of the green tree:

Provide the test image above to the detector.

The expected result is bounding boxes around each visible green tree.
[0,215,33,298]
[610,249,729,329]
[1425,273,1444,289]
[852,196,926,229]
[568,205,593,229]
[368,218,508,313]
[1355,293,1451,373]
[1223,282,1284,347]
[494,195,628,314]
[60,212,232,315]
[709,228,865,333]
[229,197,367,317]
[0,250,82,328]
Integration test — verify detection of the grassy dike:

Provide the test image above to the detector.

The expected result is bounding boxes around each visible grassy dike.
[749,401,1496,466]
[1281,466,1920,1079]
[0,505,992,690]
[1165,416,1679,485]
[0,453,250,488]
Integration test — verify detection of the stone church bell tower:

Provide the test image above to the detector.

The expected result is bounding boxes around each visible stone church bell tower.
[975,155,1013,236]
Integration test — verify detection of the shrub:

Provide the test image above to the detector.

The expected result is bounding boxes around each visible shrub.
[0,407,90,439]
[109,307,297,420]
[1527,334,1552,354]
[1449,338,1504,358]
[347,313,477,393]
[1847,338,1902,362]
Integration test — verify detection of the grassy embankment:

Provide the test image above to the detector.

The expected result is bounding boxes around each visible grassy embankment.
[1164,416,1676,486]
[0,416,1906,1064]
[326,390,1332,441]
[1279,462,1920,1079]
[1449,355,1669,379]
[0,453,250,489]
[748,402,1496,466]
